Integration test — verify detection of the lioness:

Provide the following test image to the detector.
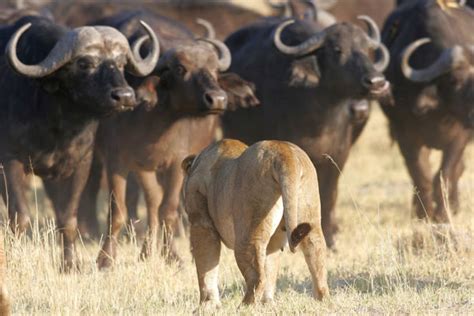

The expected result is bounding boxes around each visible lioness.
[182,139,329,306]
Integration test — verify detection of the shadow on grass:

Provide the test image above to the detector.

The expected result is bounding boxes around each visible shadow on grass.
[221,281,245,302]
[275,272,464,296]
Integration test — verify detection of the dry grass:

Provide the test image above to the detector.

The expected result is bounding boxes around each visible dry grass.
[1,107,473,314]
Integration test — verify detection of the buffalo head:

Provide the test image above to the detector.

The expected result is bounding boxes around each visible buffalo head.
[6,19,160,115]
[401,38,474,127]
[273,16,390,99]
[140,31,258,115]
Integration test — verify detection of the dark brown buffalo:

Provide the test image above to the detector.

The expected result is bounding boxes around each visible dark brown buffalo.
[267,0,337,27]
[92,12,258,269]
[74,12,219,238]
[0,16,159,270]
[222,17,390,248]
[380,1,474,222]
[45,1,265,40]
[325,0,396,26]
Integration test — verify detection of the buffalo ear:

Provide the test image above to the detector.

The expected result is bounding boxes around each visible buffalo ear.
[217,73,259,111]
[136,76,160,111]
[181,155,196,175]
[289,55,321,88]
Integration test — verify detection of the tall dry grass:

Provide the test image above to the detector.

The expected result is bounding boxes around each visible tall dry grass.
[1,107,473,314]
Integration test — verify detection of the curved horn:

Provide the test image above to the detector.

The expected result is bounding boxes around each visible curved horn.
[6,23,75,78]
[303,0,318,21]
[357,15,389,72]
[198,38,231,71]
[273,20,326,56]
[357,15,380,48]
[126,20,160,76]
[374,43,390,72]
[196,18,216,39]
[401,38,466,82]
[318,0,338,10]
[131,35,148,59]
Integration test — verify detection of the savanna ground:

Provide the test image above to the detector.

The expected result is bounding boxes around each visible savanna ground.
[1,107,473,314]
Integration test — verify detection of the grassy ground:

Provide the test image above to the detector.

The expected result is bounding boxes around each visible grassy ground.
[1,107,473,314]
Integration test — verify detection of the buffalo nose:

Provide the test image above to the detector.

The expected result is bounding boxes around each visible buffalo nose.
[362,75,386,89]
[203,90,228,112]
[110,87,136,109]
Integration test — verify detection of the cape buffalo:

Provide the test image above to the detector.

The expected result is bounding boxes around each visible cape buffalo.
[91,12,258,269]
[323,0,396,27]
[267,0,337,27]
[380,0,474,222]
[222,17,390,247]
[0,16,159,270]
[46,1,266,40]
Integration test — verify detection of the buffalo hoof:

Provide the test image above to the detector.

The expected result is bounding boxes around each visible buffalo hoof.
[432,209,450,224]
[10,213,30,235]
[97,239,116,270]
[139,239,154,261]
[97,252,114,270]
[162,247,183,267]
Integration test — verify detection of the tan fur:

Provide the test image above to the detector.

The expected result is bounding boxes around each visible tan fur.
[0,233,10,315]
[182,139,329,306]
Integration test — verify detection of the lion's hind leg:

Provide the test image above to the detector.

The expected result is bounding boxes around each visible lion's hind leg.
[300,226,330,301]
[235,240,268,305]
[191,224,222,307]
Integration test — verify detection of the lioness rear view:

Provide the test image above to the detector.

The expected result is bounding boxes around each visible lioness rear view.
[182,139,329,306]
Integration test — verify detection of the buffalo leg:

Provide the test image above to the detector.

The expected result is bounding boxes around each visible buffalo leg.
[449,159,465,215]
[77,152,102,238]
[136,170,163,260]
[126,174,140,225]
[97,165,128,269]
[397,137,434,219]
[1,160,30,234]
[433,139,468,222]
[317,163,341,249]
[43,151,93,272]
[157,163,183,263]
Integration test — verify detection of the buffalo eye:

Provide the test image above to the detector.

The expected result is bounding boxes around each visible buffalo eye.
[76,57,96,71]
[333,46,342,56]
[175,64,187,77]
[116,56,126,70]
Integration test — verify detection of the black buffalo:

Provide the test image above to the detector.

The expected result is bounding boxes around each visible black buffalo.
[222,16,390,247]
[380,0,474,222]
[72,12,259,269]
[0,16,159,270]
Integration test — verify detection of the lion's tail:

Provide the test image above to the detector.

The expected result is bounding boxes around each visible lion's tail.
[275,152,312,253]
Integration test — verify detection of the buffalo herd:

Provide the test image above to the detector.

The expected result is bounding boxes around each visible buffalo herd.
[0,0,472,309]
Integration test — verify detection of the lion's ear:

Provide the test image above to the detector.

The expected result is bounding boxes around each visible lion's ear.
[181,155,197,175]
